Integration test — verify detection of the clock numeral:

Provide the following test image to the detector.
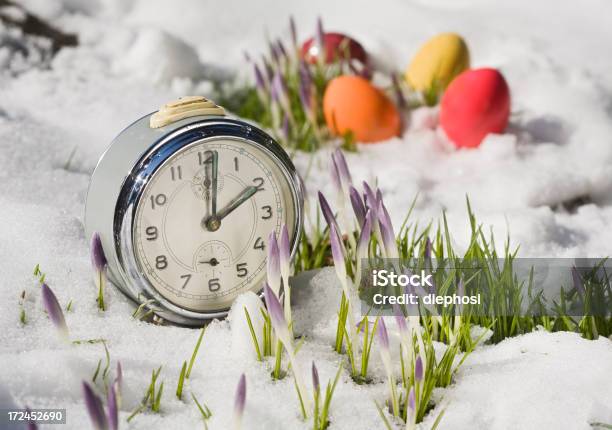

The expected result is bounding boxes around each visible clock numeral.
[208,278,221,292]
[236,263,248,278]
[171,165,183,180]
[198,151,214,166]
[234,157,239,171]
[253,177,265,191]
[261,205,273,220]
[145,226,158,240]
[254,237,265,251]
[150,194,167,209]
[156,255,168,270]
[180,274,191,289]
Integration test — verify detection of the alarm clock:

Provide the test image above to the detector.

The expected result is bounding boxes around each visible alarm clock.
[85,96,304,325]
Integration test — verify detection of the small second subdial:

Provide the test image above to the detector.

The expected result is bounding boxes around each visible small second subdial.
[194,240,231,272]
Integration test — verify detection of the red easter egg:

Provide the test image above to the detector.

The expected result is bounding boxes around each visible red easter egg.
[301,32,367,64]
[440,68,510,148]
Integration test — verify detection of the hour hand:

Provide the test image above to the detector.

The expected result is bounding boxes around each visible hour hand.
[204,185,258,231]
[216,185,258,220]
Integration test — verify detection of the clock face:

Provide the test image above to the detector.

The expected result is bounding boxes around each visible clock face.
[133,137,298,312]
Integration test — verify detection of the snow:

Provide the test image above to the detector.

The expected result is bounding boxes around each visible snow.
[426,331,612,429]
[1,0,612,429]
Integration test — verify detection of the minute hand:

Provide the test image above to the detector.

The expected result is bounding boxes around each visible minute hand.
[211,150,219,215]
[216,185,258,221]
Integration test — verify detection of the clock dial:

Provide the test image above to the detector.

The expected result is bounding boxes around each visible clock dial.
[133,138,297,312]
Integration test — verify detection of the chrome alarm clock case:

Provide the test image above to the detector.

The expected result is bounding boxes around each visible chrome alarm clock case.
[85,97,304,326]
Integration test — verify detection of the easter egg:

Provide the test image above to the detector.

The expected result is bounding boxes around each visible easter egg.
[301,33,367,64]
[440,68,511,149]
[323,75,401,143]
[405,33,470,92]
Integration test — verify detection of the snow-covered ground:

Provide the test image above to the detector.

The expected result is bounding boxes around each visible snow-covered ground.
[1,0,612,429]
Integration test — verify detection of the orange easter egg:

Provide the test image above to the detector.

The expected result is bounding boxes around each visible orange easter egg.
[323,76,401,143]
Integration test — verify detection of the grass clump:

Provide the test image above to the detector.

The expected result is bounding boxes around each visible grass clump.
[128,366,164,421]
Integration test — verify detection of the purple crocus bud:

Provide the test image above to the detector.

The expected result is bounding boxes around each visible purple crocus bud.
[315,16,325,52]
[233,373,246,430]
[262,56,274,82]
[289,16,298,48]
[571,267,584,298]
[356,210,372,262]
[330,224,347,283]
[279,224,291,287]
[377,317,390,352]
[263,283,290,344]
[392,303,408,336]
[269,73,280,104]
[91,232,107,272]
[83,382,108,430]
[277,39,288,60]
[267,231,281,295]
[243,51,251,63]
[349,186,366,227]
[253,64,266,93]
[299,60,313,88]
[107,383,118,430]
[408,386,416,414]
[299,78,312,117]
[41,283,69,340]
[281,114,290,139]
[311,361,320,394]
[272,72,286,99]
[272,72,292,120]
[375,189,384,206]
[424,237,432,260]
[378,200,398,258]
[378,200,394,238]
[377,318,393,379]
[379,221,394,258]
[330,156,342,197]
[317,191,337,231]
[414,355,423,382]
[298,61,314,116]
[333,148,352,187]
[298,84,311,117]
[362,181,377,213]
[269,41,280,65]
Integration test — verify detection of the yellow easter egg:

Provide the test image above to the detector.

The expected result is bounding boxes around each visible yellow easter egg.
[405,33,470,93]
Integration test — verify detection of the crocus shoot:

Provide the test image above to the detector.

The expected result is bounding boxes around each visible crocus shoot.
[377,318,399,417]
[41,282,69,341]
[233,373,246,430]
[311,361,343,430]
[83,382,108,430]
[91,232,108,311]
[263,283,311,417]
